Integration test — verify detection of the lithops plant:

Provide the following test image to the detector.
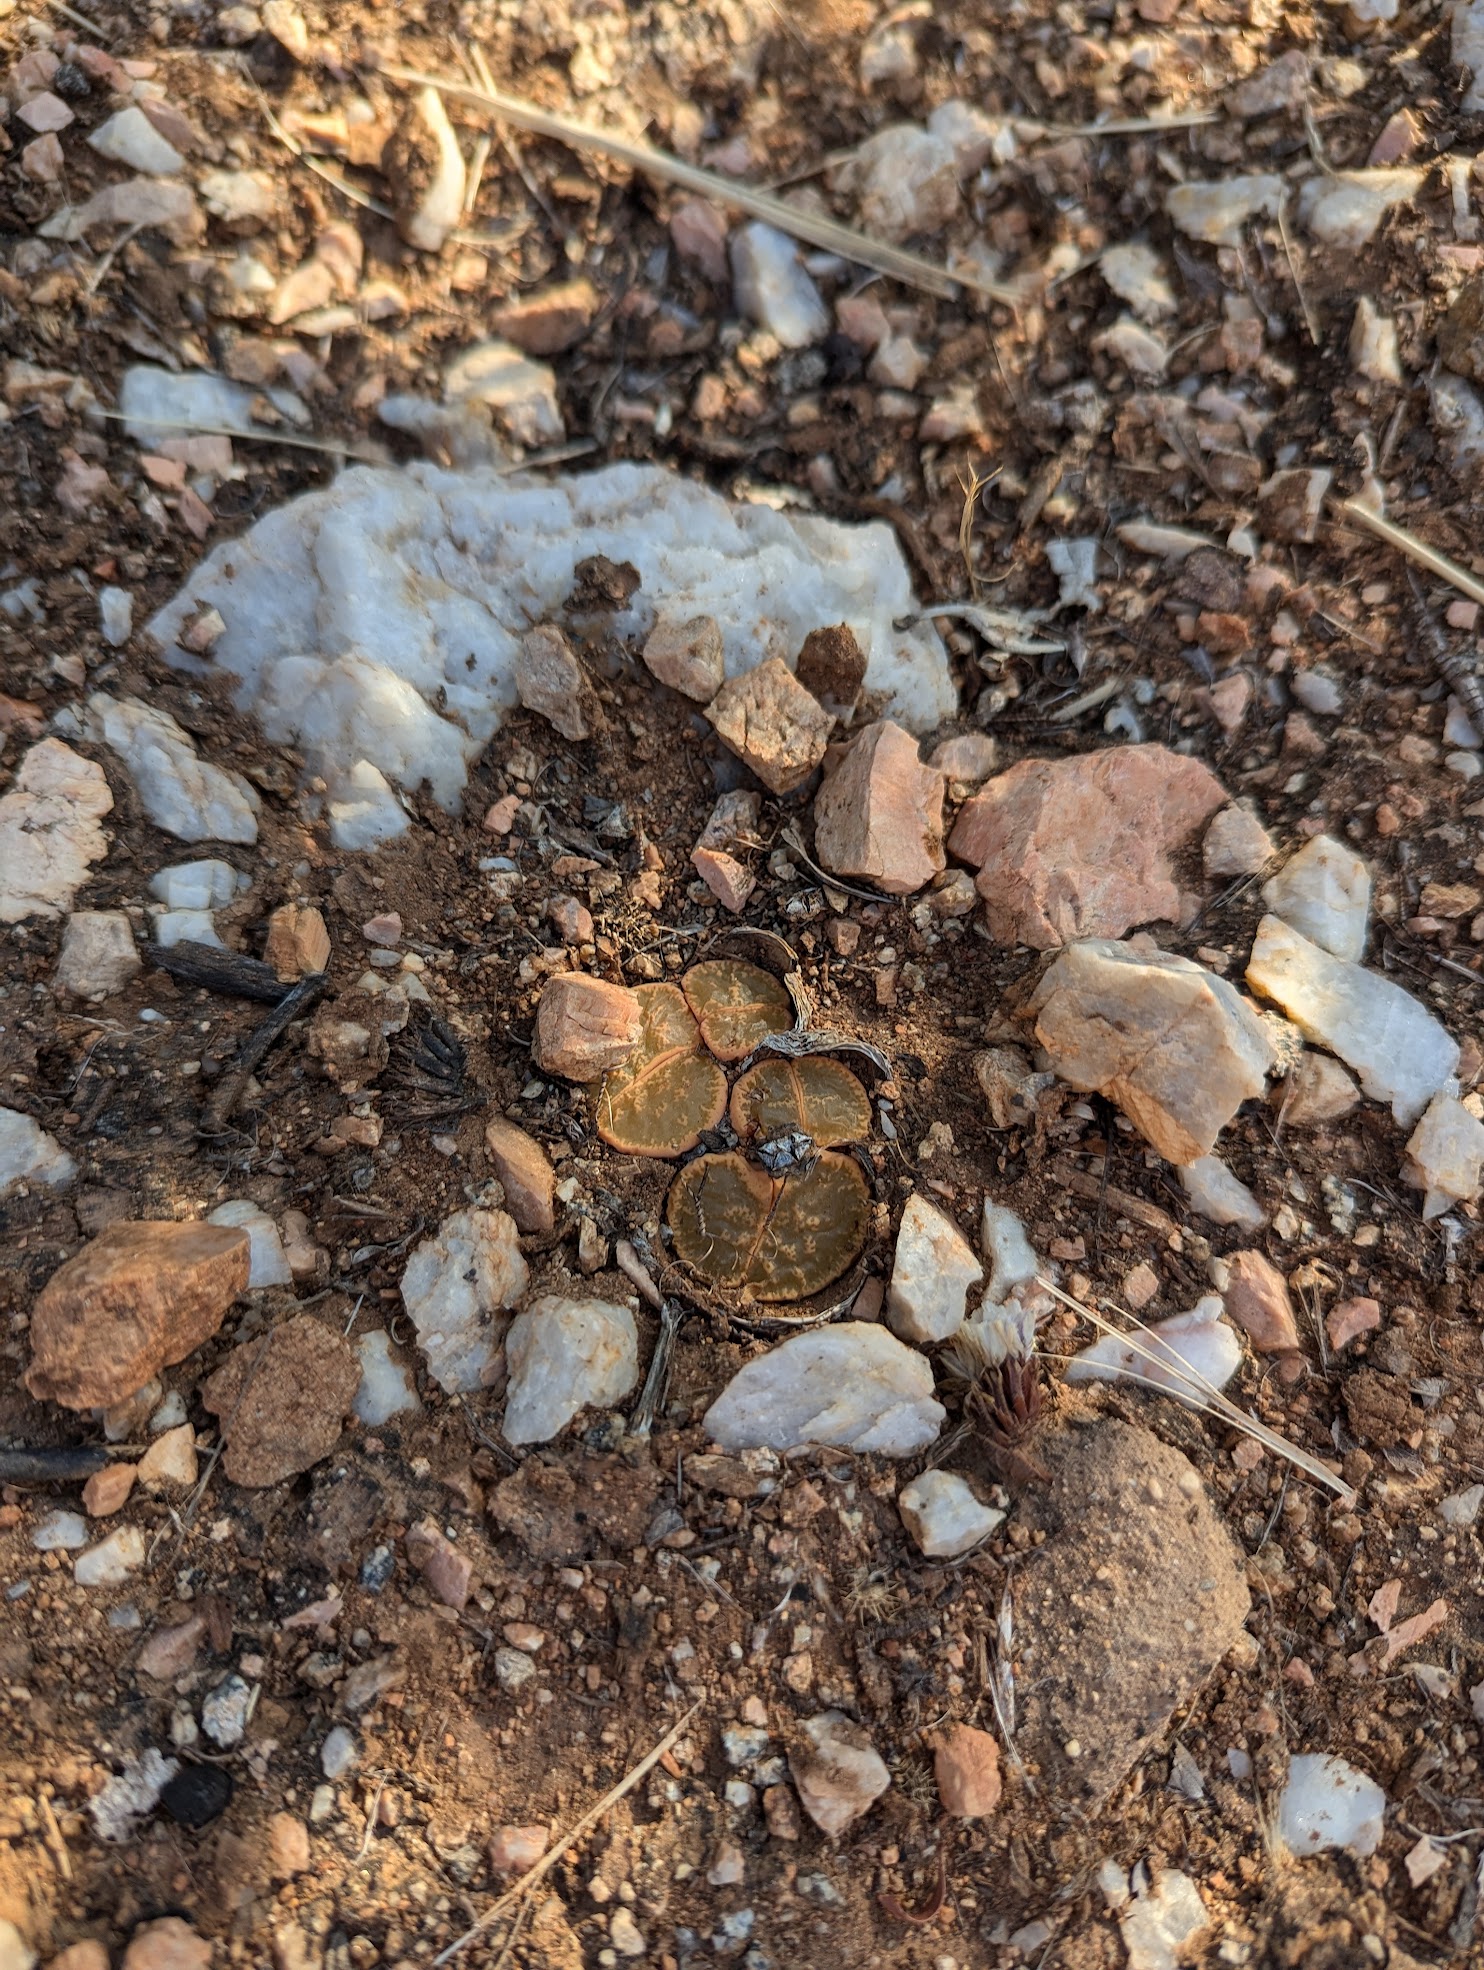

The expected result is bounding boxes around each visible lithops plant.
[730,1055,872,1149]
[596,983,728,1158]
[680,958,794,1062]
[667,1149,870,1302]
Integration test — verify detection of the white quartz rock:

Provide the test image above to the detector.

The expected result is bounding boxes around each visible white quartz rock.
[704,1322,945,1457]
[444,339,563,447]
[146,463,953,826]
[1046,537,1102,610]
[399,85,466,254]
[887,1195,983,1344]
[1166,174,1283,246]
[90,1748,179,1842]
[898,1470,1003,1557]
[120,364,306,444]
[99,585,133,647]
[353,1329,421,1424]
[151,909,224,949]
[1120,1869,1210,1970]
[0,738,114,923]
[1297,168,1425,247]
[56,910,139,1001]
[1099,241,1176,320]
[1261,835,1370,961]
[1065,1295,1241,1402]
[1246,916,1458,1127]
[1350,297,1403,386]
[842,125,960,242]
[74,1525,147,1586]
[1458,0,1484,112]
[1402,1094,1484,1219]
[86,694,260,844]
[400,1208,529,1393]
[0,1108,76,1198]
[502,1295,639,1445]
[34,1509,90,1550]
[89,105,185,174]
[982,1200,1039,1303]
[1091,317,1168,378]
[149,859,248,911]
[1446,697,1481,750]
[208,1200,293,1288]
[1278,1753,1386,1857]
[1179,1156,1266,1231]
[729,221,830,348]
[789,1711,890,1836]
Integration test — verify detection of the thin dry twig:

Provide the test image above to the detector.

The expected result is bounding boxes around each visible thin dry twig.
[373,62,1018,303]
[431,1701,702,1963]
[1333,497,1484,611]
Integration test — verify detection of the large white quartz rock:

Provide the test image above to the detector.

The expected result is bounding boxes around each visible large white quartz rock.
[898,1470,1003,1557]
[1178,1155,1266,1231]
[1065,1295,1241,1402]
[1402,1094,1484,1219]
[0,1108,76,1198]
[1260,835,1370,961]
[207,1200,292,1288]
[703,1322,944,1457]
[400,1207,529,1393]
[149,859,249,911]
[502,1295,639,1445]
[85,694,260,844]
[145,462,953,847]
[886,1194,982,1344]
[1246,916,1458,1127]
[1278,1753,1386,1858]
[0,739,113,923]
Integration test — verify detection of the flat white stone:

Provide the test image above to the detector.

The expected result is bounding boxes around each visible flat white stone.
[353,1329,421,1424]
[982,1199,1039,1302]
[1402,1093,1484,1219]
[120,363,306,444]
[0,1107,77,1197]
[208,1199,293,1288]
[703,1322,944,1458]
[89,105,185,174]
[149,859,249,911]
[502,1295,639,1445]
[898,1470,1003,1557]
[1046,537,1102,610]
[1247,915,1458,1127]
[401,1207,529,1393]
[56,910,139,1000]
[86,693,260,844]
[1446,698,1482,749]
[1166,174,1283,246]
[1179,1156,1266,1231]
[1297,168,1425,247]
[152,908,224,949]
[0,739,114,923]
[74,1525,147,1586]
[886,1195,982,1344]
[33,1509,89,1550]
[729,221,830,347]
[320,1725,359,1778]
[99,584,133,647]
[1204,805,1275,878]
[1440,1483,1484,1526]
[1457,0,1484,111]
[146,463,952,837]
[1278,1752,1386,1857]
[1099,241,1176,320]
[1120,1869,1209,1970]
[1261,835,1370,961]
[1065,1295,1241,1403]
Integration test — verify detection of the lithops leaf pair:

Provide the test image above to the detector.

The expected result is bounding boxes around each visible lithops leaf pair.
[667,1150,870,1302]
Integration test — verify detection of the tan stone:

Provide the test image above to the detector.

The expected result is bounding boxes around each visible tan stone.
[491,277,599,355]
[406,1515,473,1609]
[1222,1250,1299,1354]
[27,1221,250,1411]
[136,1613,206,1681]
[533,973,642,1081]
[515,623,592,741]
[932,1722,1002,1818]
[949,743,1229,948]
[484,1115,556,1234]
[0,738,114,924]
[121,1917,212,1970]
[705,657,834,795]
[762,1783,801,1840]
[489,1824,548,1876]
[929,731,997,792]
[82,1461,137,1517]
[1327,1296,1381,1352]
[1030,940,1274,1165]
[267,1810,311,1879]
[547,894,594,945]
[1278,1051,1360,1126]
[264,903,331,979]
[813,720,945,897]
[1204,804,1275,878]
[642,615,724,701]
[691,845,754,913]
[137,1424,197,1491]
[49,1945,111,1970]
[201,1313,359,1487]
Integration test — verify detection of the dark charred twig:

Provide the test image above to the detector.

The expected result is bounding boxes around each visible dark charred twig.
[1407,569,1484,735]
[200,972,326,1135]
[0,1445,114,1483]
[148,941,295,1003]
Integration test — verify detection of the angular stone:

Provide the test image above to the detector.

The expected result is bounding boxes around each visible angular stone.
[1166,174,1283,246]
[692,846,755,913]
[1221,1250,1299,1355]
[200,1314,360,1486]
[643,615,724,701]
[137,1614,207,1681]
[267,1811,311,1879]
[1031,941,1274,1164]
[1013,1420,1249,1809]
[548,894,593,945]
[1255,468,1333,545]
[405,1516,473,1609]
[1402,1093,1484,1219]
[899,1470,1003,1557]
[83,1462,137,1517]
[502,1296,640,1446]
[120,1919,212,1970]
[74,1525,146,1587]
[845,125,960,241]
[206,1200,293,1289]
[1179,1156,1266,1231]
[1121,1871,1210,1970]
[1246,916,1459,1127]
[929,731,997,793]
[55,911,139,1000]
[789,1712,890,1835]
[1278,1754,1386,1859]
[1279,1050,1361,1126]
[1066,1295,1241,1401]
[0,739,114,923]
[703,1322,944,1457]
[489,1825,548,1876]
[483,1116,556,1234]
[1203,805,1275,878]
[795,623,867,714]
[534,973,642,1081]
[1261,835,1370,961]
[27,1222,250,1410]
[401,1207,529,1392]
[932,1723,1002,1818]
[729,222,829,348]
[87,695,260,844]
[813,720,945,897]
[514,623,591,741]
[353,1328,419,1424]
[137,1424,198,1491]
[264,903,331,978]
[149,859,246,911]
[706,657,834,795]
[90,105,185,174]
[950,745,1228,948]
[1327,1296,1381,1352]
[0,1107,76,1198]
[886,1195,983,1344]
[491,277,599,355]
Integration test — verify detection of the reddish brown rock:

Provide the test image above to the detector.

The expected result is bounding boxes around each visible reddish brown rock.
[547,894,594,946]
[82,1461,137,1517]
[642,615,724,701]
[405,1516,474,1609]
[483,1115,556,1234]
[200,1314,360,1487]
[27,1221,251,1411]
[136,1613,207,1681]
[1222,1250,1300,1355]
[705,657,834,795]
[794,623,866,713]
[491,277,599,355]
[932,1723,1002,1818]
[813,720,945,897]
[264,903,331,979]
[267,1811,311,1879]
[691,845,755,913]
[1327,1296,1381,1352]
[948,744,1229,949]
[533,973,642,1081]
